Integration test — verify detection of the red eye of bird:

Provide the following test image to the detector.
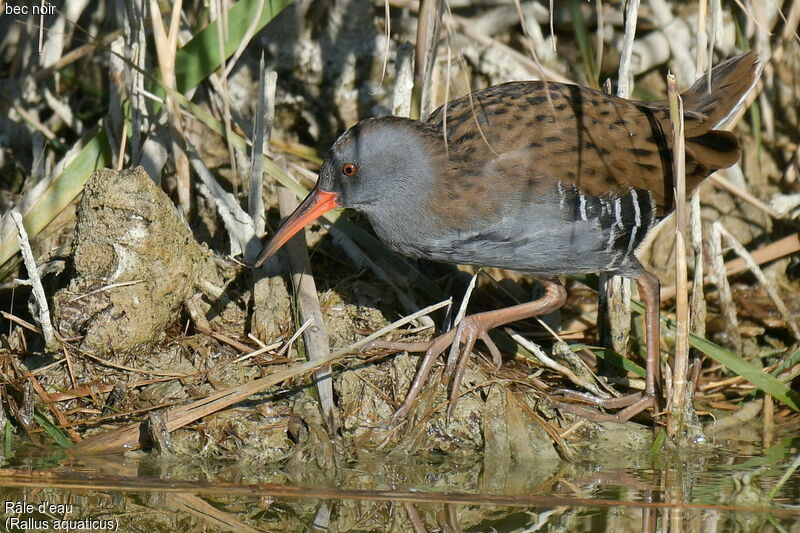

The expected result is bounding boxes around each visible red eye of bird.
[342,163,358,176]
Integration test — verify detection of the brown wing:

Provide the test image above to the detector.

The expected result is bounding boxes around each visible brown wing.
[426,82,678,214]
[426,61,753,217]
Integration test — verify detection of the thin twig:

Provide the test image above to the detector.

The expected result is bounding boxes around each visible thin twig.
[11,211,55,350]
[616,0,640,99]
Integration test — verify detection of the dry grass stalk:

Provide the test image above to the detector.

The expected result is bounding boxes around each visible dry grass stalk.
[715,222,800,339]
[601,0,640,371]
[11,211,55,350]
[696,0,708,76]
[708,223,742,351]
[69,299,451,454]
[277,186,337,426]
[667,73,689,435]
[709,172,783,220]
[247,59,275,244]
[148,0,191,210]
[392,42,415,117]
[616,0,640,99]
[689,194,707,345]
[704,398,762,436]
[508,329,608,398]
[28,375,81,443]
[413,0,443,119]
[660,233,800,301]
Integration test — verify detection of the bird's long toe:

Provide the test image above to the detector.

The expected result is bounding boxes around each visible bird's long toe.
[553,391,658,423]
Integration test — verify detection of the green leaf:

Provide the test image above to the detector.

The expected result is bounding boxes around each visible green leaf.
[587,346,646,377]
[686,331,800,411]
[174,0,293,92]
[578,275,800,412]
[34,409,72,449]
[628,298,800,412]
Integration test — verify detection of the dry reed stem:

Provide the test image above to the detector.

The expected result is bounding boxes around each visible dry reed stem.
[508,329,608,397]
[392,42,415,117]
[148,0,191,209]
[689,193,707,344]
[616,0,640,99]
[667,74,689,435]
[247,59,275,245]
[413,0,443,119]
[715,222,800,339]
[708,223,742,350]
[277,186,337,426]
[709,172,783,220]
[660,233,800,301]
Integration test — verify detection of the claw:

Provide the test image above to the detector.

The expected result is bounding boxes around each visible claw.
[480,332,502,370]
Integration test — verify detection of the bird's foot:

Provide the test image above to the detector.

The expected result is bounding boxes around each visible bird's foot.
[551,389,657,423]
[364,280,567,425]
[364,312,503,424]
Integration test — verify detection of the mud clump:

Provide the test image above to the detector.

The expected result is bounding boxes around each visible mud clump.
[52,167,215,355]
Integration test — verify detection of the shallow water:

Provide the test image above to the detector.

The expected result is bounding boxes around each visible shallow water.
[0,426,797,532]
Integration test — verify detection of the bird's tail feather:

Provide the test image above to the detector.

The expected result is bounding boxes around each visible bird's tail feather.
[682,50,762,133]
[677,51,761,180]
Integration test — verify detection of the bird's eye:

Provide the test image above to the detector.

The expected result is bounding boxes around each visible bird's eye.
[342,163,358,176]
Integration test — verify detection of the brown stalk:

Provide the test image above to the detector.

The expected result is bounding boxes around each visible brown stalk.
[28,376,81,443]
[412,0,443,119]
[667,74,689,437]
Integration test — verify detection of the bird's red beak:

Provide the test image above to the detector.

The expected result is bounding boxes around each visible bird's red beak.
[254,188,340,267]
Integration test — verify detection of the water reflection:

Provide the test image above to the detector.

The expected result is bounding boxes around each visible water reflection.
[0,433,796,531]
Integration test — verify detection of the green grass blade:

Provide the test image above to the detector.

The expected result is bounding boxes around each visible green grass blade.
[588,346,646,377]
[569,0,598,86]
[34,409,72,449]
[686,331,800,411]
[628,299,800,412]
[175,0,293,92]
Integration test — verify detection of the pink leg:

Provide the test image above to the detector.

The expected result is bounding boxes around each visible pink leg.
[553,271,662,422]
[365,280,567,422]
